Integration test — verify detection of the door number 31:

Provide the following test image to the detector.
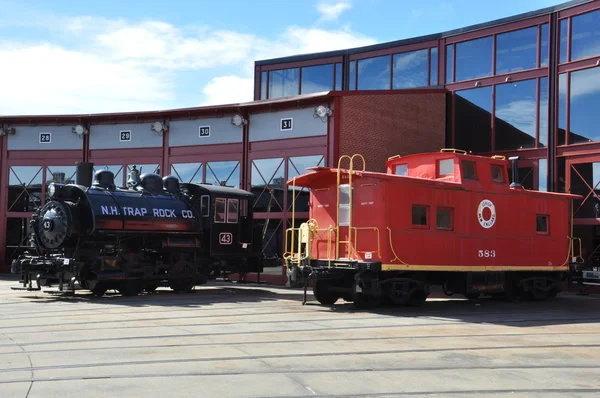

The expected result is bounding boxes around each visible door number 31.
[478,250,496,258]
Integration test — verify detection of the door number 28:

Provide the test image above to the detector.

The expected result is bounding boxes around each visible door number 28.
[478,250,496,258]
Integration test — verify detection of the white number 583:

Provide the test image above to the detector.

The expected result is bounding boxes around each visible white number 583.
[478,250,496,258]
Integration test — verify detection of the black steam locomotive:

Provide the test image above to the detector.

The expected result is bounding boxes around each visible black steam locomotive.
[11,162,263,296]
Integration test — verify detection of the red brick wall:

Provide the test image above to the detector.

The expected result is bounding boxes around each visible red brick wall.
[338,91,447,173]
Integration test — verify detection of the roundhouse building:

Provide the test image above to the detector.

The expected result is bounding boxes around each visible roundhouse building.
[1,0,600,283]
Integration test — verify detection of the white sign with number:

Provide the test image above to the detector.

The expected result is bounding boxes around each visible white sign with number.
[39,132,51,144]
[120,130,132,142]
[219,232,232,245]
[199,126,210,138]
[281,118,293,131]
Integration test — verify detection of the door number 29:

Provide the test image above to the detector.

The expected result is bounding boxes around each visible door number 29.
[478,250,496,258]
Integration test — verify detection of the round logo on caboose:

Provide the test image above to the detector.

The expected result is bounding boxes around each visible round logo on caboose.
[477,199,496,229]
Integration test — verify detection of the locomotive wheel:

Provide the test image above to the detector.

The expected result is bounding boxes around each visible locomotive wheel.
[313,280,340,305]
[87,282,107,297]
[168,260,196,293]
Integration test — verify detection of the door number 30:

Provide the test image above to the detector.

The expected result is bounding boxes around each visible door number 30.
[478,250,496,258]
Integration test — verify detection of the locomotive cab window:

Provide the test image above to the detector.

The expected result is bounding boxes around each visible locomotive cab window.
[227,199,239,224]
[491,165,504,183]
[200,195,210,217]
[412,205,429,227]
[437,159,454,177]
[394,164,408,176]
[462,160,478,181]
[436,208,453,230]
[536,214,549,234]
[214,198,226,223]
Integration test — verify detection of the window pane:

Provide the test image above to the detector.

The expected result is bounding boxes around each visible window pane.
[8,166,43,212]
[538,158,548,192]
[214,198,226,223]
[301,64,334,94]
[455,36,493,82]
[438,159,454,176]
[455,86,492,153]
[93,165,123,186]
[395,164,408,175]
[227,199,239,223]
[559,19,568,63]
[349,61,356,90]
[357,55,390,90]
[255,218,283,265]
[392,49,428,89]
[171,163,203,183]
[571,9,600,62]
[268,68,299,99]
[260,71,267,100]
[558,73,567,145]
[201,195,210,217]
[251,158,284,212]
[539,77,549,148]
[288,155,324,211]
[436,208,452,230]
[446,44,454,83]
[496,27,538,74]
[570,162,600,218]
[430,47,438,86]
[540,24,549,67]
[569,66,600,144]
[494,78,537,151]
[412,205,428,226]
[491,165,504,182]
[335,63,342,90]
[536,215,548,233]
[462,160,477,180]
[206,161,240,188]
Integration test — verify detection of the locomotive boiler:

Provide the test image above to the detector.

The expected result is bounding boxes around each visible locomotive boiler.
[11,162,262,296]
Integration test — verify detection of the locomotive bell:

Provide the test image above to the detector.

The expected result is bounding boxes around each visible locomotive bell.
[127,166,141,187]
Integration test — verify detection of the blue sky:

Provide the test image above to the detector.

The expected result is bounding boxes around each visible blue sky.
[0,0,565,115]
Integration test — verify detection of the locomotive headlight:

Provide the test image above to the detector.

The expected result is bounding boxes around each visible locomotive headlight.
[48,183,57,198]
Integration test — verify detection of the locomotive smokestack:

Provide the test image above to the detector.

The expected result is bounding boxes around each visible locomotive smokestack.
[75,162,94,188]
[508,156,521,189]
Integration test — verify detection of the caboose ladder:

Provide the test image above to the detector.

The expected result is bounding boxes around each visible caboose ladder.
[335,154,365,260]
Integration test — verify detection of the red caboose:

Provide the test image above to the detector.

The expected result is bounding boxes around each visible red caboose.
[284,149,582,308]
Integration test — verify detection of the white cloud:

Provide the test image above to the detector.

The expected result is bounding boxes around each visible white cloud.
[0,11,376,115]
[316,1,352,21]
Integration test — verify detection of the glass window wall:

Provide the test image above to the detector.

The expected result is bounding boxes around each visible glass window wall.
[540,24,549,67]
[357,55,390,90]
[206,161,240,188]
[558,73,567,145]
[571,9,600,62]
[251,158,285,212]
[430,48,438,86]
[495,27,538,74]
[268,68,299,99]
[349,61,356,90]
[539,77,548,147]
[494,78,537,151]
[569,66,600,144]
[446,44,454,83]
[455,86,493,153]
[559,19,568,63]
[287,155,324,212]
[392,49,428,89]
[455,36,493,81]
[260,71,267,100]
[171,163,203,183]
[8,166,43,212]
[335,63,342,90]
[301,64,333,94]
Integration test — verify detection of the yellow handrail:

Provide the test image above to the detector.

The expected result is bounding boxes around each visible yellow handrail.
[440,148,467,154]
[351,227,381,260]
[336,154,366,259]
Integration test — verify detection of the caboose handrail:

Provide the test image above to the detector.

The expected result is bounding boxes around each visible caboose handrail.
[335,154,366,259]
[351,226,381,260]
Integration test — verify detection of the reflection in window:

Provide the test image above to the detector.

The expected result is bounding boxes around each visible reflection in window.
[455,86,492,153]
[436,208,453,230]
[46,166,76,200]
[349,61,356,90]
[227,199,239,224]
[201,195,210,217]
[287,155,324,212]
[392,49,428,89]
[494,78,537,151]
[339,185,350,226]
[251,158,284,212]
[570,162,600,218]
[446,44,454,83]
[357,55,390,90]
[559,19,568,63]
[496,27,537,74]
[214,198,226,223]
[569,67,600,144]
[335,63,343,90]
[8,166,43,212]
[571,9,600,62]
[558,73,567,145]
[206,161,240,188]
[491,165,504,182]
[430,48,438,86]
[536,215,549,233]
[93,165,123,186]
[395,164,408,176]
[268,68,299,99]
[538,158,548,192]
[255,218,283,264]
[462,160,478,180]
[455,36,493,82]
[412,205,428,227]
[540,24,549,67]
[539,77,549,147]
[260,71,267,100]
[438,159,454,176]
[171,163,203,183]
[301,64,333,94]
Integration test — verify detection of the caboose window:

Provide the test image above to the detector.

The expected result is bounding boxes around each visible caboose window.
[491,165,504,182]
[437,159,454,177]
[462,160,478,180]
[227,199,239,224]
[412,205,429,227]
[214,198,226,223]
[436,208,453,230]
[339,184,351,226]
[394,164,408,176]
[200,195,210,217]
[536,215,549,233]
